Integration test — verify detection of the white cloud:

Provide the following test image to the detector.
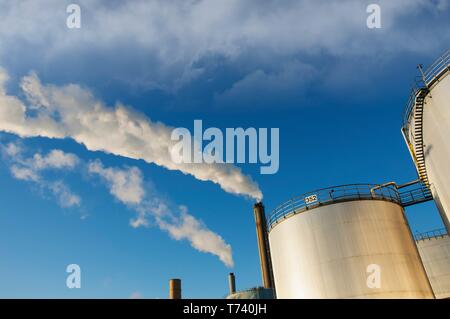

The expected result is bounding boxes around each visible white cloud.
[33,150,79,170]
[1,142,81,208]
[10,165,39,182]
[48,181,81,208]
[88,160,145,205]
[0,68,262,200]
[1,141,231,265]
[0,0,448,93]
[89,159,234,267]
[4,142,21,157]
[2,1,447,56]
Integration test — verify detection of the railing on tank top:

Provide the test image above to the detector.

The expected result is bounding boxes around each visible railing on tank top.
[415,228,448,241]
[402,50,450,136]
[268,181,433,229]
[268,183,400,229]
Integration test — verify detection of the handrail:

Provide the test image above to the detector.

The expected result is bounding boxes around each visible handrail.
[402,49,450,133]
[268,181,432,229]
[415,228,448,241]
[268,183,401,229]
[398,181,433,207]
[422,49,450,84]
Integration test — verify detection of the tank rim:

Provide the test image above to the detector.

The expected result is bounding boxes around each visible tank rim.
[268,184,403,231]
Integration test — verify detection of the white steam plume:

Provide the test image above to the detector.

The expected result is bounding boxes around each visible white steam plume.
[88,160,233,267]
[1,142,81,208]
[0,68,262,200]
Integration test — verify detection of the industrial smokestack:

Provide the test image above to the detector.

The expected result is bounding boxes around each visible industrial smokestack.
[169,278,182,299]
[228,272,236,295]
[253,202,274,289]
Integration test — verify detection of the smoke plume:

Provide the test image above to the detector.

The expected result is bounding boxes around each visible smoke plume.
[0,68,262,200]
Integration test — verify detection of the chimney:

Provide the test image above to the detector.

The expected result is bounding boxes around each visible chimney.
[253,202,274,289]
[169,278,182,299]
[228,272,236,295]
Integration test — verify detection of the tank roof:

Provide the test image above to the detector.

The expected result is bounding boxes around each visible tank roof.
[402,49,450,133]
[269,181,432,230]
[268,183,401,230]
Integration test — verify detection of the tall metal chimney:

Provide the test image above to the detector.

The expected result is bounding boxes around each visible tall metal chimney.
[228,272,236,295]
[169,278,182,299]
[253,202,274,289]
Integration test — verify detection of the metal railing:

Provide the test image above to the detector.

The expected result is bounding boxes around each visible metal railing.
[268,181,433,229]
[268,184,401,229]
[398,181,433,207]
[422,49,450,84]
[402,49,450,132]
[415,228,448,241]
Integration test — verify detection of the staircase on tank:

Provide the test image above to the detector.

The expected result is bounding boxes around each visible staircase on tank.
[412,88,430,188]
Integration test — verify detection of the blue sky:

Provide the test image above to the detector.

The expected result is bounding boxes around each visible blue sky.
[0,0,449,298]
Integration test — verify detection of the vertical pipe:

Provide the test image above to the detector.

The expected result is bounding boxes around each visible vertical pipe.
[253,202,274,289]
[228,272,236,295]
[169,278,182,299]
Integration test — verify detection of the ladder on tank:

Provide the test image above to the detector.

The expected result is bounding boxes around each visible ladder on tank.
[411,88,430,188]
[402,52,450,191]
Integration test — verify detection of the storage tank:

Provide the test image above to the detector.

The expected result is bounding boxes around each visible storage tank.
[268,184,434,299]
[224,273,274,299]
[416,229,450,299]
[402,50,450,231]
[226,287,274,299]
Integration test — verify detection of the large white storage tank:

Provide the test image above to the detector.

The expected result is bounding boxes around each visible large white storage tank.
[416,229,450,299]
[268,184,434,299]
[402,50,450,230]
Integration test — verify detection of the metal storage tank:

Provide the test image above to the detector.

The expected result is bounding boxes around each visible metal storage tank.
[268,184,434,299]
[224,273,274,299]
[226,287,274,299]
[416,229,450,299]
[402,50,450,231]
